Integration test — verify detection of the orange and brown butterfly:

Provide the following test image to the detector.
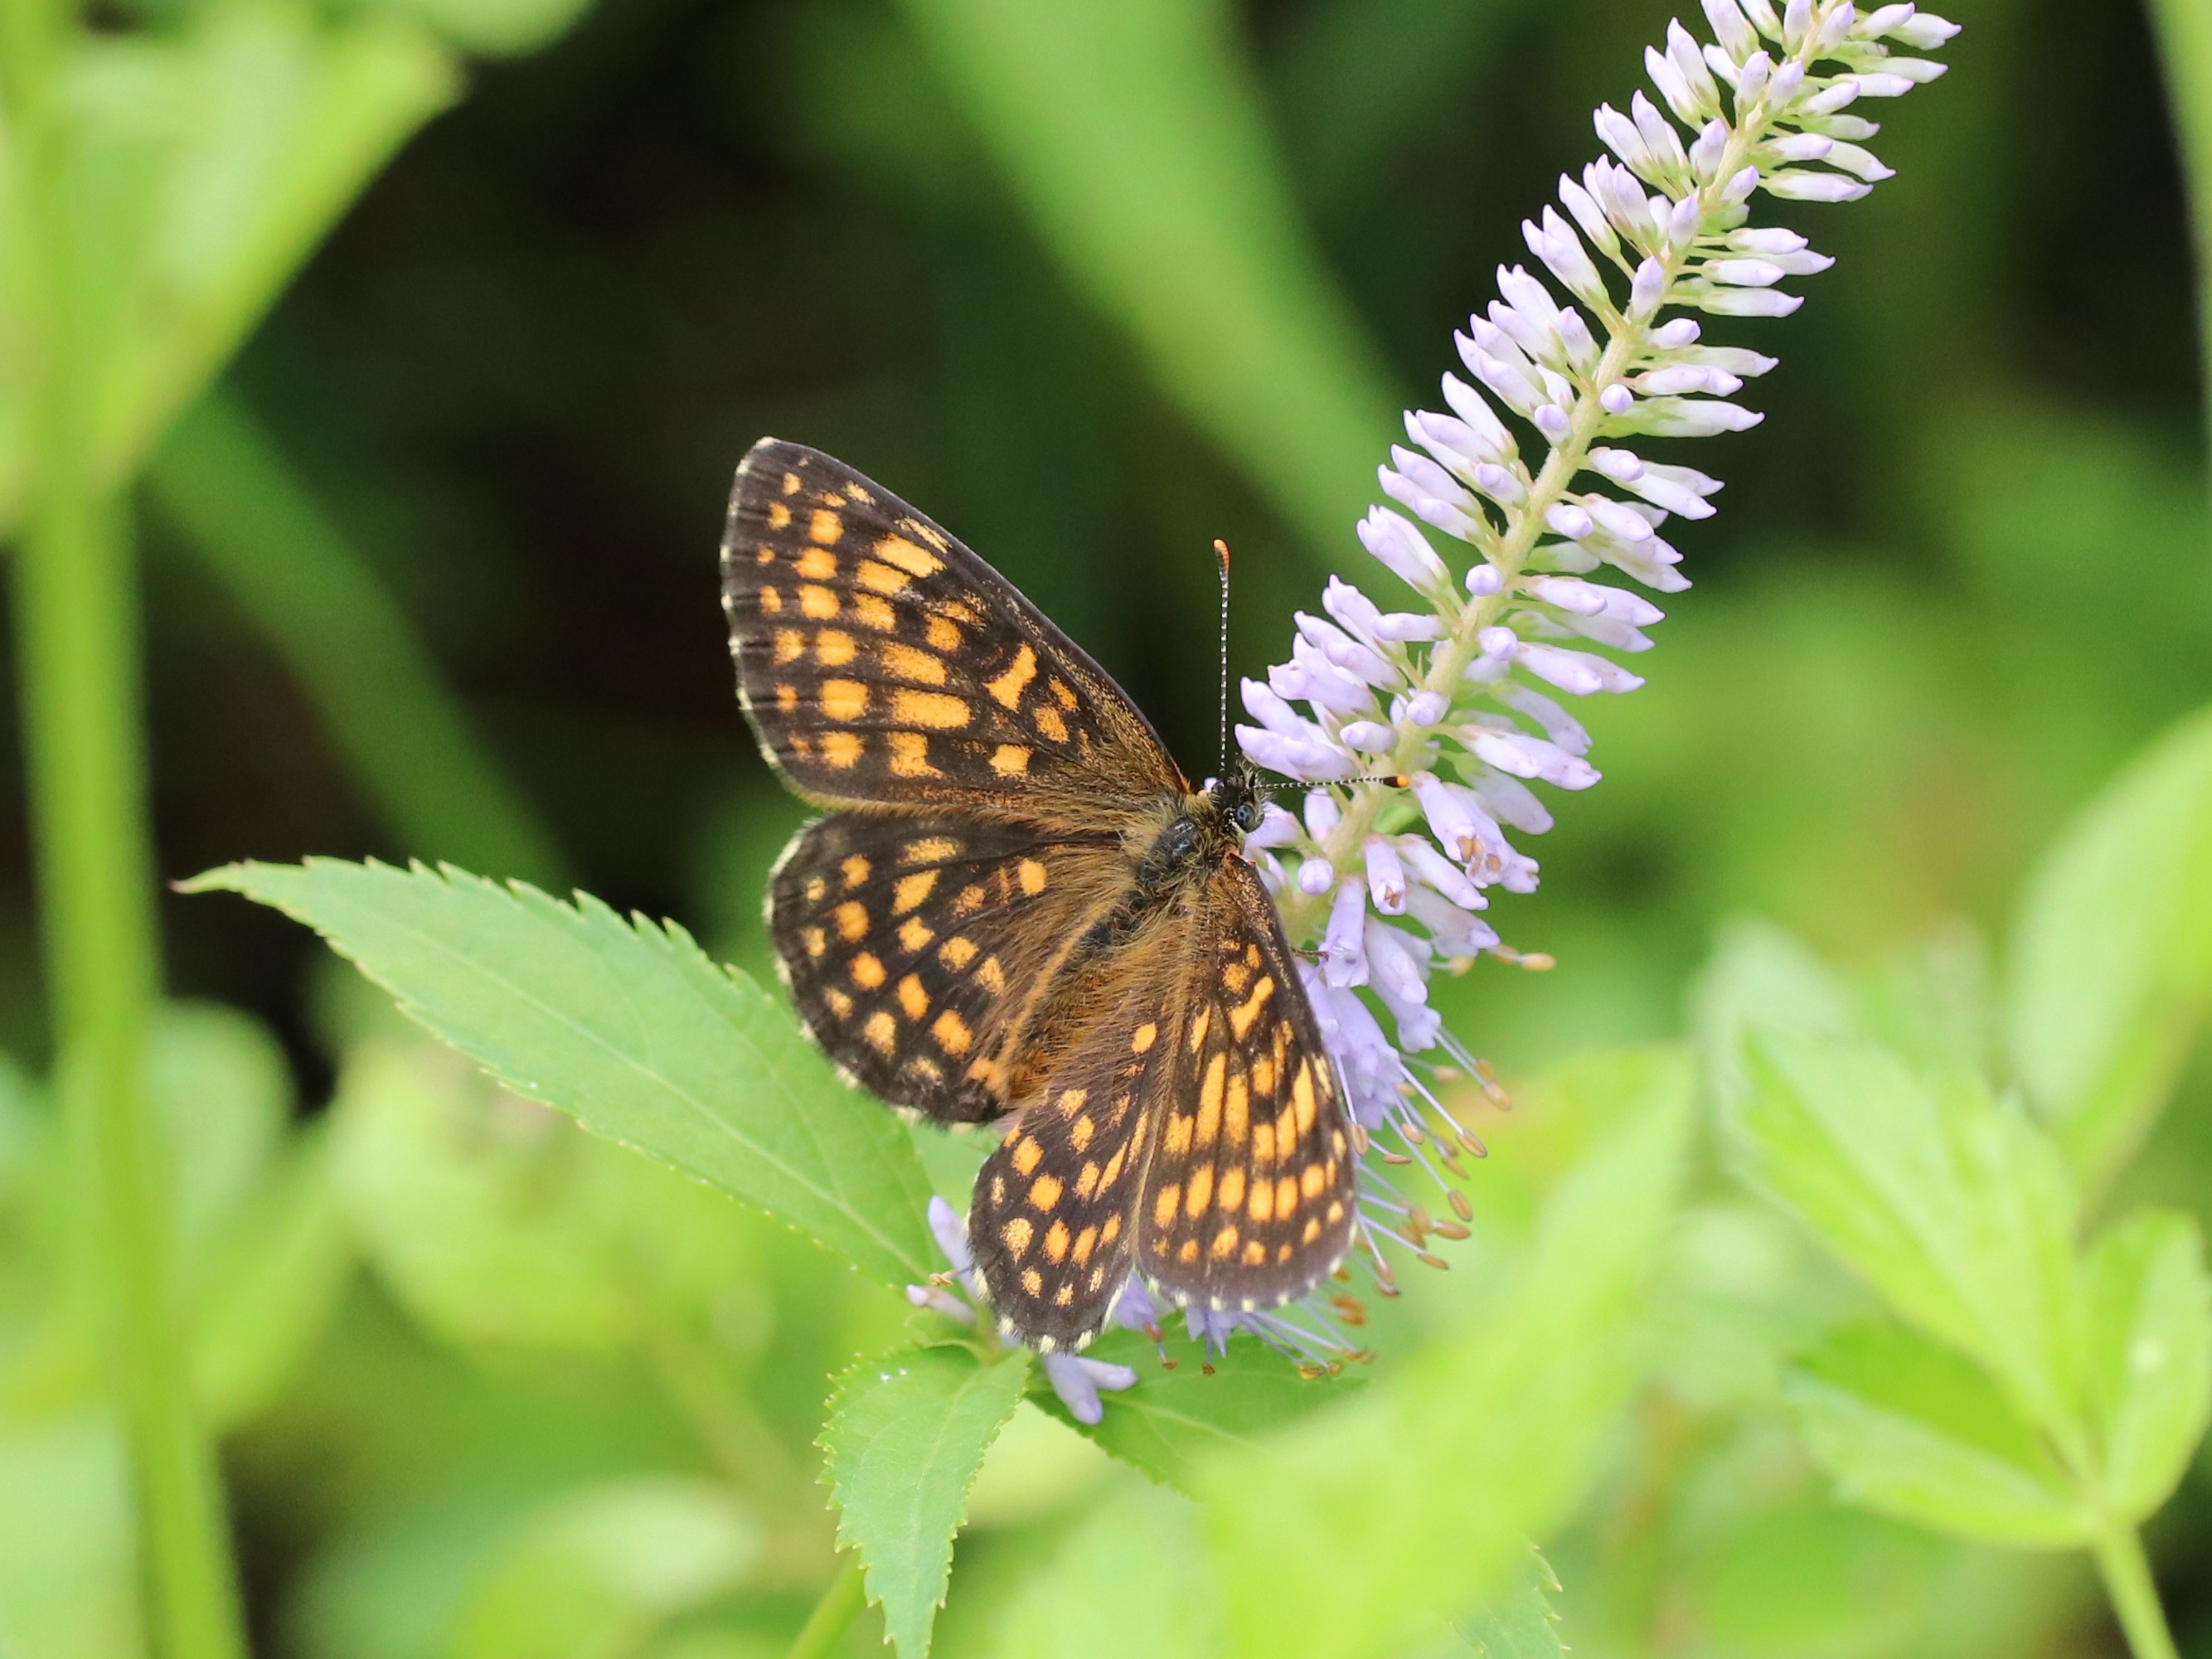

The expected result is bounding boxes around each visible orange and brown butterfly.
[720,438,1358,1352]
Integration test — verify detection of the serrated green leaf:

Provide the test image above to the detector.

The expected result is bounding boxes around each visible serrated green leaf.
[2008,704,2212,1192]
[1205,1045,1694,1659]
[1784,1321,2094,1547]
[821,1344,1031,1659]
[1727,1031,2084,1435]
[1455,1544,1566,1657]
[1027,1328,1361,1493]
[988,1482,1215,1659]
[182,858,937,1288]
[2083,1210,2212,1522]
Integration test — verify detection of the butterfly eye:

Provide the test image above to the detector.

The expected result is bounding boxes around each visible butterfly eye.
[1231,800,1260,832]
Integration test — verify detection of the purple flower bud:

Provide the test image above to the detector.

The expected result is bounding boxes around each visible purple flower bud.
[1545,503,1594,539]
[1516,641,1647,696]
[1041,1351,1138,1425]
[1296,856,1336,896]
[1499,683,1591,756]
[1364,835,1408,914]
[1407,884,1500,956]
[1359,505,1451,593]
[1409,770,1487,865]
[1303,788,1341,841]
[1238,725,1354,781]
[1628,257,1666,318]
[1399,837,1485,909]
[1404,690,1447,726]
[1300,964,1402,1130]
[1468,726,1602,789]
[1109,1278,1158,1332]
[1466,563,1504,598]
[1295,614,1395,687]
[1471,463,1526,507]
[906,1283,976,1323]
[1245,802,1301,850]
[1535,405,1573,443]
[1339,720,1395,754]
[1321,878,1370,987]
[929,1195,975,1276]
[1600,383,1635,415]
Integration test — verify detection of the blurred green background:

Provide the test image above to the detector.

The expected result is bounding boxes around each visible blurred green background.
[3,0,2210,1655]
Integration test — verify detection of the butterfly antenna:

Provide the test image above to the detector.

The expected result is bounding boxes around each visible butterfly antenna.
[1214,538,1233,779]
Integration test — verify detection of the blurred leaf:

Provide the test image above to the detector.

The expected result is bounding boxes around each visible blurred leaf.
[1028,1327,1361,1494]
[1203,1045,1693,1659]
[1268,0,1527,214]
[37,1,458,525]
[896,0,1394,559]
[330,1031,772,1379]
[1727,1032,2084,1435]
[191,1126,351,1428]
[1695,918,1855,1110]
[454,1477,760,1659]
[183,859,939,1288]
[2082,1210,2212,1524]
[1855,925,1996,1081]
[0,1412,138,1659]
[820,1344,1030,1659]
[2007,704,2212,1195]
[1454,1544,1566,1657]
[988,1481,1215,1659]
[152,388,566,888]
[366,0,594,59]
[1783,1322,2093,1549]
[331,1040,638,1353]
[147,1000,289,1264]
[2148,0,2212,450]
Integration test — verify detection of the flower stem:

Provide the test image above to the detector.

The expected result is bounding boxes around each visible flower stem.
[2,3,246,1656]
[2094,1528,2180,1659]
[1271,11,1824,950]
[784,1555,868,1659]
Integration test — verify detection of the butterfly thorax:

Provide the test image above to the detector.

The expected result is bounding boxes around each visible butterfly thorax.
[1121,774,1261,919]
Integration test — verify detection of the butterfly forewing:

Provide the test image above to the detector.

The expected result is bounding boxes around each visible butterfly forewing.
[1135,859,1358,1311]
[769,811,1126,1123]
[722,440,1183,822]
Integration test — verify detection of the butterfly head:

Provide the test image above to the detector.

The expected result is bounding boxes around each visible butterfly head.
[1202,769,1265,838]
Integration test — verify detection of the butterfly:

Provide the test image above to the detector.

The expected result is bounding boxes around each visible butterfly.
[720,439,1357,1351]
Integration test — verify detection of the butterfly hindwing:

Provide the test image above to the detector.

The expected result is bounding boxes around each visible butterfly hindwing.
[967,980,1181,1351]
[1134,857,1359,1312]
[769,810,1128,1122]
[722,440,1183,823]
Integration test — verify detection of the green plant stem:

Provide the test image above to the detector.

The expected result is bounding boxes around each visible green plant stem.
[783,1555,867,1659]
[2093,1528,2180,1659]
[2,3,247,1655]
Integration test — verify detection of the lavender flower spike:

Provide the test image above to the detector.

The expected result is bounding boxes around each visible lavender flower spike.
[1237,2,1958,1306]
[933,0,1958,1381]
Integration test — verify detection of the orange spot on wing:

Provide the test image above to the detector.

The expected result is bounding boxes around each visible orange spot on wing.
[985,645,1036,710]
